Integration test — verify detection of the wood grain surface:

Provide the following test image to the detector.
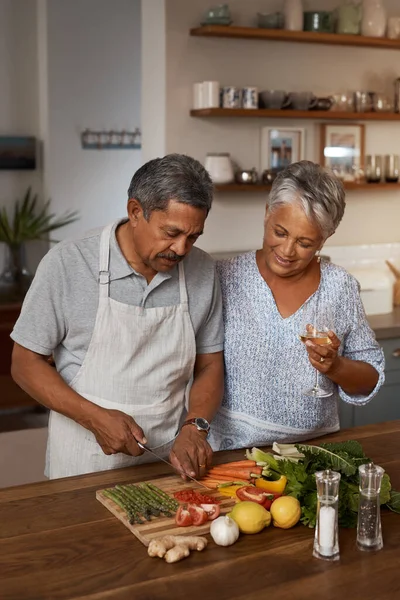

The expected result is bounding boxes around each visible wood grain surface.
[96,475,235,545]
[1,421,400,600]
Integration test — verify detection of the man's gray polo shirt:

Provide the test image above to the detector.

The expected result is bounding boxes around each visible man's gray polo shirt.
[11,219,223,385]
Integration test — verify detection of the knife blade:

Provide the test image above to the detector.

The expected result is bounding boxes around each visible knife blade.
[137,442,210,489]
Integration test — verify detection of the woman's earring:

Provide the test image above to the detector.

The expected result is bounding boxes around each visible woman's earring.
[316,250,321,263]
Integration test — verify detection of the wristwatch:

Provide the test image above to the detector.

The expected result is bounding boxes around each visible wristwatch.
[182,417,210,435]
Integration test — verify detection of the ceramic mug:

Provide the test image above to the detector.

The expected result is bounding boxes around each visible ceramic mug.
[242,87,258,109]
[222,86,242,108]
[202,81,220,108]
[288,92,318,110]
[259,90,290,109]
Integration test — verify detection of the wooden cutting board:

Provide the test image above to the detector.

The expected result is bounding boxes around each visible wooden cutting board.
[96,475,236,546]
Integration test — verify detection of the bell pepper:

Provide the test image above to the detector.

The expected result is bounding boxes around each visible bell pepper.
[217,484,247,499]
[255,475,287,495]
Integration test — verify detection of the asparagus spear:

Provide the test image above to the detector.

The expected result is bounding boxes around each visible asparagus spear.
[121,484,160,517]
[132,484,172,517]
[112,487,146,524]
[103,488,143,524]
[115,485,152,521]
[144,483,179,511]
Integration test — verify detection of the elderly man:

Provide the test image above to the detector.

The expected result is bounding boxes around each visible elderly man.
[11,154,223,480]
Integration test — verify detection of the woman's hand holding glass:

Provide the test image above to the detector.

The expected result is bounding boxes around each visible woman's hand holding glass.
[304,330,340,374]
[299,302,338,398]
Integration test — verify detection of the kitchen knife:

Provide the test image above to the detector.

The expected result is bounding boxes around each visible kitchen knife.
[137,442,210,489]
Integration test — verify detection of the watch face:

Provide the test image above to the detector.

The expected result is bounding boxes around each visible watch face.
[195,418,210,431]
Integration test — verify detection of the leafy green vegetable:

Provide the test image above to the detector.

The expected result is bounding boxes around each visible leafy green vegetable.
[296,443,361,476]
[249,440,399,527]
[387,490,400,514]
[246,447,280,471]
[380,473,392,506]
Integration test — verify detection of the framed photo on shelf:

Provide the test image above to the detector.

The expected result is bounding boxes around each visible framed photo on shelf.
[320,123,365,180]
[260,127,305,172]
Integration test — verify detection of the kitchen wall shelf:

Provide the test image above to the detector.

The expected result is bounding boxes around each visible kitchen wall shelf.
[215,183,400,192]
[190,25,400,51]
[191,108,400,121]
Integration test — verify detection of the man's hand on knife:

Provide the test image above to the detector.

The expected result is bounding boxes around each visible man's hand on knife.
[88,408,147,457]
[169,425,213,480]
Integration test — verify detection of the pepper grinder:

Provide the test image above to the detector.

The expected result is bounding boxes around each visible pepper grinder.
[313,469,341,561]
[357,462,384,551]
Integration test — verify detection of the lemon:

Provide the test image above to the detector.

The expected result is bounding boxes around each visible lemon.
[270,496,301,529]
[229,501,271,534]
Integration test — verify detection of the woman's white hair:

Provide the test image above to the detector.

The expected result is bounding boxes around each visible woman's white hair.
[267,161,346,239]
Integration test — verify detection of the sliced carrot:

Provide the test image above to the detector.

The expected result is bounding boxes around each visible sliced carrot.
[207,473,251,482]
[208,467,262,479]
[206,473,250,481]
[214,460,256,468]
[199,481,219,489]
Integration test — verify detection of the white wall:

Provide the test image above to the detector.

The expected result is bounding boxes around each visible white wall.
[164,0,400,253]
[0,0,43,272]
[44,0,142,239]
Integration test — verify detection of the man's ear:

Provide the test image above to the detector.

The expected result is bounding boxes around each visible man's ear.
[127,198,144,228]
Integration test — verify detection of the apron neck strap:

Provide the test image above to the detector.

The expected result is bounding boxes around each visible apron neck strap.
[98,222,114,297]
[178,262,188,306]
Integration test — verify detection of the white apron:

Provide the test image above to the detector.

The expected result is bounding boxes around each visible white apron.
[46,222,196,478]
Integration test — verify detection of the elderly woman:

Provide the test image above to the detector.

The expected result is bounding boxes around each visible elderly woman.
[209,161,384,451]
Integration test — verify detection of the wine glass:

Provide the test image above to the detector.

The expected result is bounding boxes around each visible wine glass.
[299,299,334,398]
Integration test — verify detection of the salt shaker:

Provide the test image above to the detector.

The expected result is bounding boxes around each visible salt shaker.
[357,462,384,551]
[313,469,341,561]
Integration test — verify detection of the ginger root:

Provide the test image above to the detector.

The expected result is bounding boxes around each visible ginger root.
[148,535,208,563]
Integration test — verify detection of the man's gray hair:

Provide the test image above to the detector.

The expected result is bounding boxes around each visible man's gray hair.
[127,153,213,219]
[267,161,346,239]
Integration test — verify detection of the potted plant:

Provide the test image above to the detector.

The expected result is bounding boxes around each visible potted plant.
[0,187,78,303]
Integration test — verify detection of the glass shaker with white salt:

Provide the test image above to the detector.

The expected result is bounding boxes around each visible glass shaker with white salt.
[357,462,384,551]
[313,469,341,561]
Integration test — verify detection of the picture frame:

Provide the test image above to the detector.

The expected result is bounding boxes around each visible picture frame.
[0,136,36,170]
[260,127,305,172]
[320,123,365,180]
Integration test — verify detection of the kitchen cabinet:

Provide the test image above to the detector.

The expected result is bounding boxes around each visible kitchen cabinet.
[339,337,400,428]
[0,303,37,410]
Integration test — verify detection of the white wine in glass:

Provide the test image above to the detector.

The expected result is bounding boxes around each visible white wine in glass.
[299,300,334,398]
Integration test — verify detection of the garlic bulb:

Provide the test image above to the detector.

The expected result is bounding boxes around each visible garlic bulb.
[210,515,240,546]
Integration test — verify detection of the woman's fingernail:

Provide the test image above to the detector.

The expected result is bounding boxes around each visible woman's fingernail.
[142,437,147,444]
[305,340,312,347]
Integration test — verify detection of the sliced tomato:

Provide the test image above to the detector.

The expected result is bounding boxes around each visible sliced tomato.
[175,505,193,527]
[173,490,220,505]
[200,503,221,521]
[236,486,273,505]
[188,504,208,526]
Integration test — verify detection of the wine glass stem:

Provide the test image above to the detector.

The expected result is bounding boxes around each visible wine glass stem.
[314,368,320,392]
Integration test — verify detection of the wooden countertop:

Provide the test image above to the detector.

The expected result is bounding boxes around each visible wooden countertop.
[1,421,400,600]
[368,306,400,340]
